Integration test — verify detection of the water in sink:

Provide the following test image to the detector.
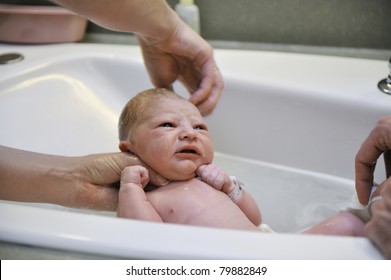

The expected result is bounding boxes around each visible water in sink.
[213,152,357,233]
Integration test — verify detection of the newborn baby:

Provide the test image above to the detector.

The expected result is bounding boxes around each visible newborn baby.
[117,88,261,230]
[117,88,365,236]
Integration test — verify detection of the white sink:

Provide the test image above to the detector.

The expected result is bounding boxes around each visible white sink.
[0,43,389,259]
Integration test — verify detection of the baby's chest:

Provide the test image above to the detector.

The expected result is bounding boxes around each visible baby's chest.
[146,182,224,223]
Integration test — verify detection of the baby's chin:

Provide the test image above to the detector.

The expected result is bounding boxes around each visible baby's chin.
[165,171,197,181]
[159,167,198,182]
[155,160,212,182]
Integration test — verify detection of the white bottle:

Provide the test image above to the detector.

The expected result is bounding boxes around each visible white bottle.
[175,0,201,34]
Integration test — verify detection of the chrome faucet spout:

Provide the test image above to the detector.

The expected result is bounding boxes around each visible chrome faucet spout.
[378,56,391,94]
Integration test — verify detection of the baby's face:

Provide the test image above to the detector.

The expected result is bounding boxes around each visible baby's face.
[131,98,214,180]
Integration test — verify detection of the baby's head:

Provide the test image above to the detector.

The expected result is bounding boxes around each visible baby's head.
[118,88,214,181]
[118,88,177,141]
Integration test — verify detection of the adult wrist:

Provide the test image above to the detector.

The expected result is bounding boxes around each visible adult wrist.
[134,2,181,43]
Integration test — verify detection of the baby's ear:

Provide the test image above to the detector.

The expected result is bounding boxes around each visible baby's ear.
[119,141,134,153]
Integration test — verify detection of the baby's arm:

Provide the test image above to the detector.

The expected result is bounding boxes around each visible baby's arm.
[197,164,262,226]
[117,165,162,222]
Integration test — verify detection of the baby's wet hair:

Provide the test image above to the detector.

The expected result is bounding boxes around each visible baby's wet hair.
[118,88,186,141]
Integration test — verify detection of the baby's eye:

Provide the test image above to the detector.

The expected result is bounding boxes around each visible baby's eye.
[160,122,174,128]
[195,124,208,131]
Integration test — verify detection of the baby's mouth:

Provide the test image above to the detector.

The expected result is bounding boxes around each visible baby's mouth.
[179,149,197,154]
[176,146,201,157]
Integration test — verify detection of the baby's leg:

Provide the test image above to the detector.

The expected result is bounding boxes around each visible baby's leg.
[303,211,365,237]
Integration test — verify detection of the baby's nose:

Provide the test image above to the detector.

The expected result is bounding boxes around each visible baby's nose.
[179,127,197,140]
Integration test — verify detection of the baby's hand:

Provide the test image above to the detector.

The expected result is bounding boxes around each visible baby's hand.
[197,164,233,193]
[121,165,149,189]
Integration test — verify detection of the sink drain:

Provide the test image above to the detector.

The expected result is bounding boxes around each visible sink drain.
[0,53,24,64]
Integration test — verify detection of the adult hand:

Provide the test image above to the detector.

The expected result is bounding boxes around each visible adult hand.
[0,146,168,211]
[137,21,223,116]
[72,152,167,210]
[52,0,223,116]
[365,179,391,259]
[355,116,391,204]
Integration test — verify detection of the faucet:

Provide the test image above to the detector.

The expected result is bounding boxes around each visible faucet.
[378,56,391,95]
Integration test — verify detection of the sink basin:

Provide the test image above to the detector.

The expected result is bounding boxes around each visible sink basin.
[0,43,389,259]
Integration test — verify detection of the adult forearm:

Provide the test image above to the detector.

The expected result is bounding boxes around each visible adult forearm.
[0,145,76,205]
[52,0,180,39]
[0,145,168,210]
